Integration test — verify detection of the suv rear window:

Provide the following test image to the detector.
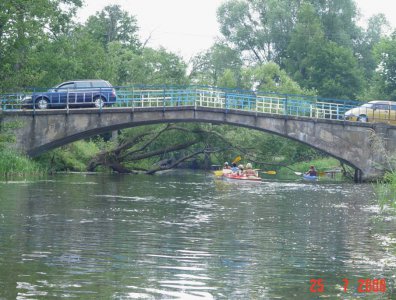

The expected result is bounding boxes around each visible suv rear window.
[91,81,110,88]
[75,82,91,88]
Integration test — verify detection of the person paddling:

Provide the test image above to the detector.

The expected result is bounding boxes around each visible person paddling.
[231,163,239,173]
[244,163,257,177]
[237,164,244,176]
[306,165,317,176]
[223,162,231,169]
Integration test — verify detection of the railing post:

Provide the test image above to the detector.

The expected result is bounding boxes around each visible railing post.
[194,88,197,110]
[389,102,391,121]
[225,92,228,113]
[163,86,166,112]
[33,87,36,115]
[163,86,166,108]
[254,93,257,113]
[314,97,317,118]
[99,87,102,113]
[66,89,69,113]
[132,88,135,111]
[284,96,288,116]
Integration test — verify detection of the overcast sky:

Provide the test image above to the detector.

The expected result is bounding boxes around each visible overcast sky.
[77,0,396,60]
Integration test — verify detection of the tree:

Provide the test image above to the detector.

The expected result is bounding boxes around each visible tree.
[217,0,299,64]
[29,28,110,88]
[217,0,364,69]
[306,41,363,99]
[84,5,140,49]
[189,43,242,86]
[286,3,325,86]
[309,0,360,49]
[87,124,228,173]
[241,62,310,95]
[106,45,188,85]
[218,69,239,89]
[138,48,187,85]
[354,14,389,84]
[373,32,396,99]
[0,0,82,90]
[287,3,363,99]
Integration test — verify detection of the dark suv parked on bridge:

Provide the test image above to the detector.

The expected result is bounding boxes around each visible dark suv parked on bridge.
[22,79,117,109]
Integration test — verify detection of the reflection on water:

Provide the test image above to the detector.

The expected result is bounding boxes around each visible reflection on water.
[0,172,395,299]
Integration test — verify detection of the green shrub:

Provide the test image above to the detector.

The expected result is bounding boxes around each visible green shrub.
[35,140,102,172]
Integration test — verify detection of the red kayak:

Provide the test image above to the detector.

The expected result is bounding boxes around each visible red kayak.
[223,172,262,182]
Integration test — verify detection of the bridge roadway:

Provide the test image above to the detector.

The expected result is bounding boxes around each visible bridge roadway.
[2,105,396,182]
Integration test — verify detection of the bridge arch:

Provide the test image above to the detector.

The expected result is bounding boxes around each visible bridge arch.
[4,106,395,181]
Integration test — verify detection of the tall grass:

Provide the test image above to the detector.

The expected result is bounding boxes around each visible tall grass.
[366,129,396,209]
[0,148,44,178]
[374,172,396,210]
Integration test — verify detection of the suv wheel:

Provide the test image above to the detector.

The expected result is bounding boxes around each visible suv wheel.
[36,97,49,109]
[94,96,105,108]
[358,115,368,122]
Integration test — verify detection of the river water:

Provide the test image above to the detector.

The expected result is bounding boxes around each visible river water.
[0,172,395,299]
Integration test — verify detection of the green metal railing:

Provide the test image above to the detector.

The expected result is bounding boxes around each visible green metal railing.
[113,86,358,121]
[0,85,370,122]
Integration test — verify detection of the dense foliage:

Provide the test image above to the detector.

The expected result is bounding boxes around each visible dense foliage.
[1,0,395,175]
[216,0,391,100]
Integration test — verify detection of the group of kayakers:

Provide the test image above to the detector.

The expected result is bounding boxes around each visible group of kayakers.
[223,161,317,178]
[223,162,258,177]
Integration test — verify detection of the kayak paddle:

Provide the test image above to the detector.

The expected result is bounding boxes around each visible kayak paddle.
[262,170,277,175]
[254,169,277,175]
[232,156,241,164]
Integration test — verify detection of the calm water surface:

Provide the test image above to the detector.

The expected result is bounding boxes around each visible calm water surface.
[0,172,395,299]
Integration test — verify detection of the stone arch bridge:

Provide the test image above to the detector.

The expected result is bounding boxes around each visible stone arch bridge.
[1,86,396,181]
